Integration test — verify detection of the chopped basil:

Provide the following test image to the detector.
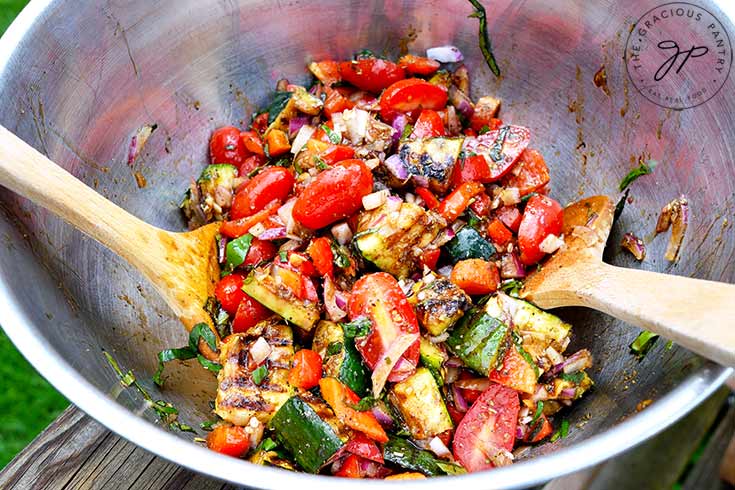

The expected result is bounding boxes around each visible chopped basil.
[252,365,268,385]
[313,156,329,170]
[348,395,378,411]
[341,317,371,338]
[331,242,352,269]
[354,49,377,60]
[225,233,253,272]
[273,156,292,167]
[619,159,657,192]
[267,91,293,125]
[479,124,491,134]
[467,0,501,77]
[400,123,414,141]
[488,125,510,162]
[200,419,219,431]
[247,166,264,178]
[154,323,221,386]
[467,209,483,230]
[665,340,674,350]
[293,158,303,174]
[500,279,524,297]
[560,371,585,383]
[551,419,570,442]
[326,341,344,356]
[630,330,659,358]
[278,250,288,262]
[258,437,278,452]
[104,351,136,387]
[321,124,341,144]
[520,192,537,205]
[531,401,544,424]
[613,188,631,224]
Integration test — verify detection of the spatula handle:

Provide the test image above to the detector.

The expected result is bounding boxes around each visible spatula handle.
[0,126,153,264]
[585,263,735,366]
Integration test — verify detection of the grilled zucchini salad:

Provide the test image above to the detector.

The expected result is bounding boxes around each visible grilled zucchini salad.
[178,47,593,478]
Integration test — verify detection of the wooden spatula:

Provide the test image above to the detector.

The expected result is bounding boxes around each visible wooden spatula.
[0,127,221,359]
[523,195,735,366]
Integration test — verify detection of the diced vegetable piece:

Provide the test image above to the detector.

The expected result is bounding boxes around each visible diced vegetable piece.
[518,194,563,265]
[469,96,501,132]
[269,396,344,473]
[438,181,484,222]
[312,320,370,396]
[398,137,463,194]
[489,343,538,395]
[419,336,448,386]
[206,425,256,457]
[461,126,530,182]
[181,164,238,228]
[385,472,427,480]
[265,87,323,137]
[445,226,495,263]
[524,413,553,443]
[308,60,341,86]
[288,349,322,390]
[379,79,449,123]
[453,384,519,472]
[319,377,389,442]
[355,201,444,279]
[398,54,441,76]
[383,437,465,476]
[408,273,471,336]
[215,322,295,425]
[450,258,500,295]
[242,265,320,331]
[446,301,510,375]
[388,368,453,440]
[501,148,550,196]
[487,218,513,246]
[548,370,594,401]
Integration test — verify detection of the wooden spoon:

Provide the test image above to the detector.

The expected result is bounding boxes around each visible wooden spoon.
[523,195,735,366]
[0,126,221,359]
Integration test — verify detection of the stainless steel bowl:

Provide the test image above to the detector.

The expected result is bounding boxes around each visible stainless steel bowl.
[0,0,733,488]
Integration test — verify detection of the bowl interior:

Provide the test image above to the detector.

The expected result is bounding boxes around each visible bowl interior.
[0,0,733,487]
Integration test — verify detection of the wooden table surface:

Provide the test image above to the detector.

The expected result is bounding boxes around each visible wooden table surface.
[1,389,733,490]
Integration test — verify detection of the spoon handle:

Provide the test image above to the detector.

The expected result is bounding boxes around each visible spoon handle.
[584,262,735,366]
[0,126,153,265]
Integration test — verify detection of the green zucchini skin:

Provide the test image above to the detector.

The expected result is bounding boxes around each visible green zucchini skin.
[383,437,465,476]
[389,368,453,440]
[268,396,344,473]
[444,226,495,262]
[446,305,509,375]
[419,337,447,387]
[312,320,370,396]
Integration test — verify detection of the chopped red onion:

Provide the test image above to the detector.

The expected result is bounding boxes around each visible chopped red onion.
[290,124,315,154]
[288,116,310,138]
[384,153,409,181]
[445,357,464,368]
[621,232,646,261]
[500,187,522,206]
[448,85,475,119]
[411,174,429,188]
[500,253,526,279]
[334,290,349,310]
[451,384,469,412]
[323,275,347,321]
[331,222,353,245]
[445,366,460,384]
[427,45,464,63]
[560,388,577,399]
[278,239,302,252]
[429,436,451,458]
[539,233,564,254]
[453,65,471,95]
[437,265,453,278]
[532,385,549,402]
[454,378,490,391]
[391,114,408,145]
[371,404,395,430]
[371,333,419,397]
[515,426,525,439]
[250,337,271,365]
[217,236,228,264]
[344,437,384,464]
[656,196,689,262]
[363,190,390,210]
[257,226,287,240]
[128,124,156,165]
[549,349,593,377]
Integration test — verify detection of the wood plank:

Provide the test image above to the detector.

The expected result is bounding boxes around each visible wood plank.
[682,402,735,490]
[543,387,730,490]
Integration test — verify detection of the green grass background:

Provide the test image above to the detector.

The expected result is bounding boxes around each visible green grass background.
[0,0,69,470]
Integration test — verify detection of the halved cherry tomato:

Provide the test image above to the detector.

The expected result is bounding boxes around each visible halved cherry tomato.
[287,251,319,277]
[293,159,373,229]
[242,238,277,266]
[240,130,265,156]
[238,154,265,177]
[266,129,291,157]
[251,112,269,134]
[306,139,356,166]
[288,349,323,389]
[310,60,342,86]
[420,248,441,270]
[230,167,294,220]
[455,154,493,184]
[470,115,503,133]
[438,181,485,222]
[501,148,550,196]
[379,79,448,123]
[412,109,445,138]
[214,273,246,315]
[335,454,363,478]
[307,237,334,277]
[232,293,271,333]
[220,199,280,238]
[496,205,522,232]
[414,187,440,210]
[450,259,500,295]
[518,194,563,265]
[320,377,389,442]
[206,425,251,457]
[339,58,405,93]
[487,218,513,247]
[274,264,319,302]
[398,54,441,76]
[344,433,384,463]
[453,383,520,472]
[489,344,538,395]
[210,126,247,165]
[524,413,553,443]
[463,126,531,182]
[469,192,492,217]
[323,88,355,117]
[348,273,420,383]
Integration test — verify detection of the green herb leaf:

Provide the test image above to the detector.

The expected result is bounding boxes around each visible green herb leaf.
[189,323,218,352]
[479,124,490,134]
[313,156,329,170]
[665,340,674,350]
[467,0,501,77]
[341,317,372,338]
[326,341,344,356]
[531,401,544,424]
[331,242,351,269]
[154,347,196,386]
[259,437,278,452]
[200,419,219,431]
[499,279,524,297]
[619,159,657,192]
[170,422,196,433]
[630,330,659,358]
[197,354,222,374]
[488,125,510,162]
[355,49,377,60]
[400,123,414,141]
[267,91,293,125]
[467,209,483,230]
[348,395,378,411]
[278,250,288,262]
[520,192,537,205]
[225,233,253,272]
[550,419,569,442]
[560,371,585,383]
[252,365,268,385]
[321,124,341,144]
